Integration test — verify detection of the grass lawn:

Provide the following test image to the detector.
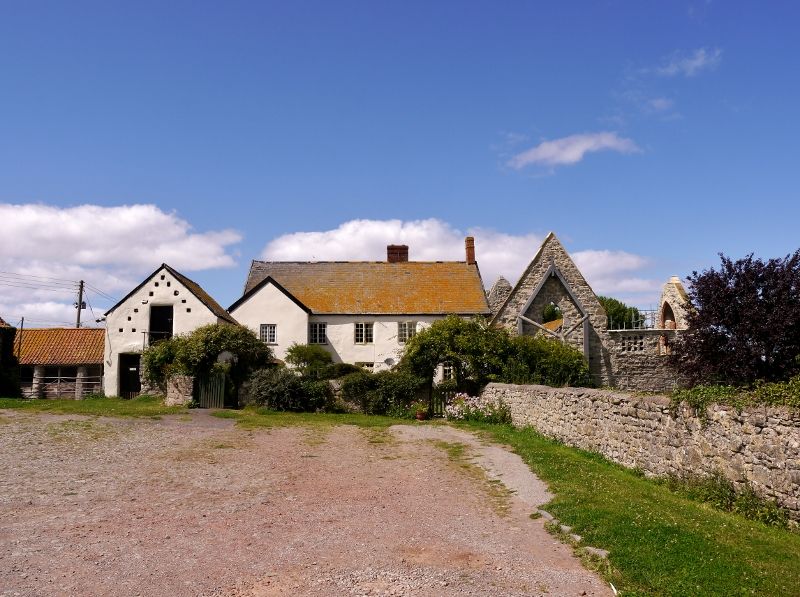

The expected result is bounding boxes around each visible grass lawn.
[0,395,187,418]
[467,422,800,597]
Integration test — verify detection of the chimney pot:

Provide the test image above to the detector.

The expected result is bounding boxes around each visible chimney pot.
[465,236,476,265]
[387,244,409,263]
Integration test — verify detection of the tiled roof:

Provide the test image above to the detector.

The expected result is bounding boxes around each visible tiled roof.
[17,328,105,366]
[0,316,10,328]
[240,261,491,315]
[166,266,237,324]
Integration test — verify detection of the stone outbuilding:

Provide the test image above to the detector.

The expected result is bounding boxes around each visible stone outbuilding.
[490,232,691,392]
[16,327,105,398]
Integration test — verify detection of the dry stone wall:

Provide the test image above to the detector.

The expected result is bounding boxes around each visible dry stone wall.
[165,375,194,406]
[483,383,800,519]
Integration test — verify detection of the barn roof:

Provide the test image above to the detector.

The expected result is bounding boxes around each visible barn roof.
[16,328,105,366]
[105,264,236,324]
[236,261,491,315]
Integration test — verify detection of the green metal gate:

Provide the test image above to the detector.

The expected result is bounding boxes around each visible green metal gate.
[197,373,226,408]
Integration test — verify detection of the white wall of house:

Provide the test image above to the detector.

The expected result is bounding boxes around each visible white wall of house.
[308,315,442,371]
[229,282,309,362]
[103,267,225,397]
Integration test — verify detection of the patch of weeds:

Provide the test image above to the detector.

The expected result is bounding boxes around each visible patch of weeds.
[661,471,791,529]
[431,440,513,517]
[360,427,396,446]
[46,419,115,442]
[529,511,542,520]
[211,408,407,430]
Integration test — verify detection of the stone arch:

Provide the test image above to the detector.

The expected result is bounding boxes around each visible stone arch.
[661,301,676,329]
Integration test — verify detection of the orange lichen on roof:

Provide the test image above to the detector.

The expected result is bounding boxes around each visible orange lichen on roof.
[244,261,491,315]
[17,328,105,366]
[0,316,10,328]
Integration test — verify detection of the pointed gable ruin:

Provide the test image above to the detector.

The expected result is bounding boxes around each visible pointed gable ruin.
[491,232,612,383]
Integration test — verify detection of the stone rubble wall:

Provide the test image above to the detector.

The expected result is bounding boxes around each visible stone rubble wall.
[165,375,194,406]
[482,382,800,519]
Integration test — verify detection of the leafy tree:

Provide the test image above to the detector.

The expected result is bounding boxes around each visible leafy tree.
[285,343,333,378]
[542,302,562,323]
[670,251,800,385]
[399,315,591,390]
[142,324,272,390]
[598,295,642,330]
[398,316,511,389]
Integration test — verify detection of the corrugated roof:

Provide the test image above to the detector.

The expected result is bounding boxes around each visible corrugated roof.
[17,328,104,366]
[239,261,491,315]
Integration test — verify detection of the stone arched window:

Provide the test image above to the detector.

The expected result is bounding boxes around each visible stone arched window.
[661,302,676,329]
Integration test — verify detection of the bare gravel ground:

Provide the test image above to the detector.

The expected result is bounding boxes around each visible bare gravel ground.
[0,410,610,596]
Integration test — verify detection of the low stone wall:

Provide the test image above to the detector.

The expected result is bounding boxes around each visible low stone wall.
[482,383,800,519]
[165,375,194,406]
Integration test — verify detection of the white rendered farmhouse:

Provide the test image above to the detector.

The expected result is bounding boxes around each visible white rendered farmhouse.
[103,264,236,398]
[229,239,491,370]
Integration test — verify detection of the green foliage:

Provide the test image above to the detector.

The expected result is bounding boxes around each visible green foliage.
[502,335,592,387]
[323,362,363,379]
[671,251,800,385]
[663,472,790,529]
[339,369,423,415]
[672,375,800,416]
[598,295,641,330]
[247,367,333,412]
[399,315,591,390]
[285,343,333,378]
[542,302,562,323]
[142,324,272,390]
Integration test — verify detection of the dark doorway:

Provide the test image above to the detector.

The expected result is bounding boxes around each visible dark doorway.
[149,305,174,343]
[119,353,141,400]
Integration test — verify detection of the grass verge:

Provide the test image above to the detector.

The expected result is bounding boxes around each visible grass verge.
[467,422,800,596]
[0,395,187,418]
[211,406,412,429]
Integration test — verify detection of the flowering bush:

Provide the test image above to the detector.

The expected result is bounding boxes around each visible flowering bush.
[444,393,511,424]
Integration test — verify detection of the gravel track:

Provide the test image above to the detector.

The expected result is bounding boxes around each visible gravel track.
[0,410,610,596]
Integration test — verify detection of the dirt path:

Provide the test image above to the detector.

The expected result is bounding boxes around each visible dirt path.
[0,410,610,596]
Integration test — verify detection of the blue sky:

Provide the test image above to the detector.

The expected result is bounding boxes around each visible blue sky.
[1,1,799,325]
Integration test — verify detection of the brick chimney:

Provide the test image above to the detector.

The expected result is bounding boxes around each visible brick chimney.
[465,236,476,265]
[387,244,409,263]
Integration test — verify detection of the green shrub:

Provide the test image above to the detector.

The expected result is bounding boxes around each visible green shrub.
[300,378,336,412]
[142,324,272,391]
[672,375,800,416]
[323,362,363,379]
[372,370,424,416]
[248,368,307,411]
[339,371,377,413]
[285,343,333,378]
[501,335,591,387]
[339,370,423,415]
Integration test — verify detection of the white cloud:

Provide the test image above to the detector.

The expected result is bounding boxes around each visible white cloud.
[0,203,241,326]
[656,47,722,77]
[507,132,640,169]
[647,97,675,112]
[262,219,661,306]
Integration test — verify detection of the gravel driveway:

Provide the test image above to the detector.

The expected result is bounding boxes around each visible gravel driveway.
[0,410,610,596]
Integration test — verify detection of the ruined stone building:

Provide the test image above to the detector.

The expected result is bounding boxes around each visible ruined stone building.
[489,232,691,392]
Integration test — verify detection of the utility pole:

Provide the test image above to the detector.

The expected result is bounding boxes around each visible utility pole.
[75,280,85,328]
[16,317,24,359]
